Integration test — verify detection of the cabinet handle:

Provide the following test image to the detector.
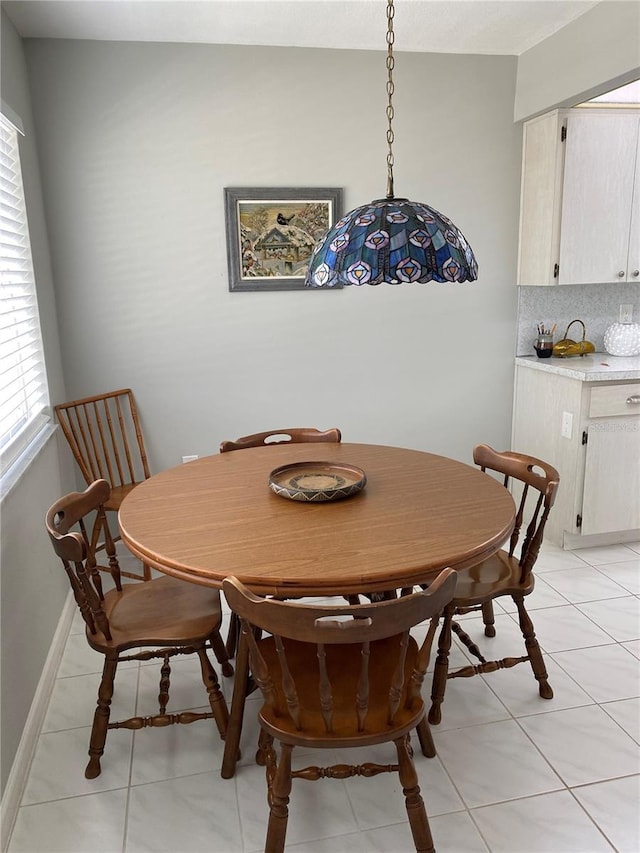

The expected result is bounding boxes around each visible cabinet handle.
[627,395,640,405]
[617,270,625,278]
[633,270,640,277]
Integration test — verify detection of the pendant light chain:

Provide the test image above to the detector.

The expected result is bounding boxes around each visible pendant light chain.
[304,0,478,287]
[385,0,396,199]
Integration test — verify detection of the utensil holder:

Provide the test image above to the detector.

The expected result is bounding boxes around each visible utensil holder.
[534,333,554,358]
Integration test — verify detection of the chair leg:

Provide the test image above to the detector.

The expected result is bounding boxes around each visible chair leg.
[395,734,435,853]
[265,742,293,853]
[195,646,229,739]
[87,512,106,597]
[210,630,234,677]
[221,630,249,778]
[415,717,436,758]
[514,595,553,700]
[86,657,118,779]
[101,509,121,577]
[428,604,454,725]
[482,601,496,637]
[256,727,271,766]
[226,612,240,658]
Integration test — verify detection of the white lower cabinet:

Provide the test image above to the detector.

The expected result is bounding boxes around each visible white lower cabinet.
[512,364,640,548]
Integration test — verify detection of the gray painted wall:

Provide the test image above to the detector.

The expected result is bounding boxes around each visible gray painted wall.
[0,9,72,796]
[24,40,522,468]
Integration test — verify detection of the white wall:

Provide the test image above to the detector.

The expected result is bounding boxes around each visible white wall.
[515,0,640,121]
[0,9,72,797]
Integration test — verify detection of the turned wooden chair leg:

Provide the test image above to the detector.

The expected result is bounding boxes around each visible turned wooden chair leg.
[226,612,240,658]
[514,596,553,699]
[395,734,435,853]
[87,513,106,597]
[265,742,293,853]
[482,601,496,637]
[86,657,118,779]
[209,630,234,677]
[101,509,122,577]
[221,631,249,778]
[195,646,229,738]
[256,727,272,766]
[415,717,436,758]
[429,603,454,725]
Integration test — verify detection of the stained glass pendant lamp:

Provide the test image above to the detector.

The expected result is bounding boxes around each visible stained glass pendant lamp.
[305,0,478,288]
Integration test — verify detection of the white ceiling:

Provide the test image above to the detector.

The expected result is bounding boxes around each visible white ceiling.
[2,0,603,56]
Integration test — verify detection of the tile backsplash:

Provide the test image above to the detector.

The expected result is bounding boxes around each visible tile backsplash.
[516,282,640,356]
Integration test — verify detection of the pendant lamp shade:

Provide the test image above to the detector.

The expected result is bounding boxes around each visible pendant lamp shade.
[306,197,478,287]
[304,0,478,288]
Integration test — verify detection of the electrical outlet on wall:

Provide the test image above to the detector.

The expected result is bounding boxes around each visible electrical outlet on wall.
[561,412,573,440]
[619,304,633,324]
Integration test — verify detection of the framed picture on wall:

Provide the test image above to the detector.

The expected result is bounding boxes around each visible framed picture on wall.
[224,187,343,291]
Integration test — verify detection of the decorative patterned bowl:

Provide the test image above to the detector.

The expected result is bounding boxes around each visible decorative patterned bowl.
[269,462,366,502]
[603,322,640,356]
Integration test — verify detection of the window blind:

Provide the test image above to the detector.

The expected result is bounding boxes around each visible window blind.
[0,112,50,478]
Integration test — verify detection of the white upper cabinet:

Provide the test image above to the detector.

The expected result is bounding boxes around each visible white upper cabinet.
[517,108,640,286]
[517,111,565,286]
[559,112,640,284]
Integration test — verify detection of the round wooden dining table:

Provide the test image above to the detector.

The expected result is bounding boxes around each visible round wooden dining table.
[119,441,516,777]
[119,442,516,597]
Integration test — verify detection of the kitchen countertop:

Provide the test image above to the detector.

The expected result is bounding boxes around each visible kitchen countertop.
[515,354,640,381]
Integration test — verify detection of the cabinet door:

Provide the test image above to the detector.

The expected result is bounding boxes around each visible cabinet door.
[559,112,640,285]
[517,111,565,286]
[627,126,640,281]
[581,420,640,534]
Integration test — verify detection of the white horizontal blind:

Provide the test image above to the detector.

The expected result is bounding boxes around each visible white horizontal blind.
[0,112,50,478]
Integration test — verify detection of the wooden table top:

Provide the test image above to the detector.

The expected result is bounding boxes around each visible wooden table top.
[118,443,516,597]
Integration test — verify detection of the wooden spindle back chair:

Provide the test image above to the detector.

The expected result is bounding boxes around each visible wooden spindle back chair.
[223,569,457,853]
[46,479,232,780]
[220,425,342,656]
[55,389,151,580]
[429,445,560,725]
[219,427,341,453]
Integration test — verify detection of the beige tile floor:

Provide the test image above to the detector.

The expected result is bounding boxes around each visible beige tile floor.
[7,541,640,852]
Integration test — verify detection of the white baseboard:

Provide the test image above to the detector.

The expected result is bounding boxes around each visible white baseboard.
[562,528,640,550]
[1,590,75,850]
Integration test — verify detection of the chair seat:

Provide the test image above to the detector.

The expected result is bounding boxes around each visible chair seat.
[453,549,535,606]
[103,481,141,512]
[258,634,425,748]
[87,576,223,652]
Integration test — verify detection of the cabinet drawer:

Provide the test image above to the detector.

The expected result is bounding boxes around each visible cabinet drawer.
[589,384,640,417]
